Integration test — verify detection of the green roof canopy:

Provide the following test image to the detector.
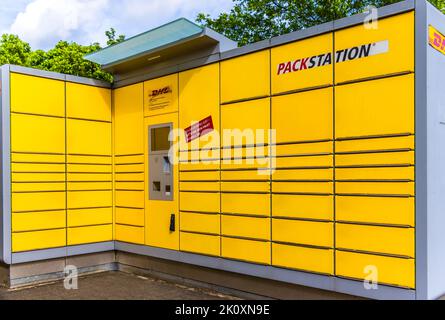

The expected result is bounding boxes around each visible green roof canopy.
[85,18,235,72]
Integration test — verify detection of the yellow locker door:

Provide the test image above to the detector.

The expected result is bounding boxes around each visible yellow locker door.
[145,113,179,250]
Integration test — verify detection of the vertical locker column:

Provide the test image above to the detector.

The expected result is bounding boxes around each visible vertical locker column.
[10,73,67,252]
[114,84,145,245]
[220,51,271,265]
[334,12,416,288]
[179,64,221,257]
[66,83,113,246]
[270,33,335,275]
[144,74,179,250]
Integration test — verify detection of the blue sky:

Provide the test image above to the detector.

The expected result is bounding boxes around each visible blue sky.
[0,0,234,50]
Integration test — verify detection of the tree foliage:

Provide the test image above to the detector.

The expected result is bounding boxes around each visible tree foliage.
[0,27,126,82]
[105,28,126,46]
[197,0,445,46]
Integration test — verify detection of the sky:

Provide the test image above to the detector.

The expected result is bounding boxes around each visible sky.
[0,0,234,50]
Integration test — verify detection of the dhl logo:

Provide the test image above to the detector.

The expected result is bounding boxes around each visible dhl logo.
[429,25,445,55]
[149,86,172,98]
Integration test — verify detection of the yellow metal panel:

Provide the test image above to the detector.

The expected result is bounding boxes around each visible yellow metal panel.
[271,33,333,94]
[336,167,414,181]
[67,182,113,191]
[272,181,333,194]
[12,182,65,192]
[180,161,220,171]
[335,74,414,139]
[67,155,112,164]
[115,155,145,164]
[273,168,333,181]
[335,151,414,167]
[179,64,220,150]
[67,208,113,227]
[221,146,269,160]
[11,73,65,117]
[180,212,220,235]
[180,232,220,256]
[180,181,219,192]
[114,83,144,155]
[221,98,270,147]
[336,223,414,257]
[115,190,145,208]
[221,50,270,103]
[12,163,65,173]
[12,173,66,182]
[272,244,334,275]
[11,113,65,154]
[145,200,179,250]
[12,153,65,163]
[221,193,270,216]
[221,159,270,170]
[221,182,269,193]
[12,211,66,232]
[336,136,414,153]
[336,181,414,196]
[276,155,333,168]
[144,73,179,116]
[115,224,145,244]
[181,170,220,181]
[67,119,111,156]
[272,194,334,220]
[272,219,333,248]
[67,225,113,245]
[336,250,415,288]
[66,82,111,121]
[68,164,112,173]
[180,149,221,162]
[221,215,270,240]
[180,192,220,213]
[336,196,414,227]
[68,173,112,182]
[335,12,414,83]
[222,237,270,264]
[115,173,144,181]
[275,142,333,156]
[115,208,145,226]
[115,164,144,173]
[221,170,267,181]
[67,190,112,209]
[272,88,333,143]
[115,181,145,190]
[12,192,65,212]
[12,229,66,252]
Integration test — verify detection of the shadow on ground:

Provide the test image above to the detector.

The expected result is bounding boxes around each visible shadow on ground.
[0,271,241,300]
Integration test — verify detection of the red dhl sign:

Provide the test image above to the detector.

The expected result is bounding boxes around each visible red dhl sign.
[277,40,389,75]
[429,25,445,55]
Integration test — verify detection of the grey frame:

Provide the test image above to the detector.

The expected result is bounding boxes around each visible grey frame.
[148,122,174,201]
[415,0,428,300]
[1,65,11,265]
[1,0,443,300]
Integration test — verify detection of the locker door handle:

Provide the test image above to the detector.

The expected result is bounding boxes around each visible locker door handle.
[169,214,176,232]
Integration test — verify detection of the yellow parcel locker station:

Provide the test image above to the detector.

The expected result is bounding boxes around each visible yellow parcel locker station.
[3,2,445,300]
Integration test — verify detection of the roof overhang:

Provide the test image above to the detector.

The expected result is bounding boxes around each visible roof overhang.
[85,18,237,74]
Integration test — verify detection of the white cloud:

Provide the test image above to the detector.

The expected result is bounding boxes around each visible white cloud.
[4,0,234,49]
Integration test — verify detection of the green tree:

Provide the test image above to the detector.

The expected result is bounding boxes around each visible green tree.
[0,28,127,82]
[28,41,113,82]
[105,28,126,46]
[0,34,31,66]
[197,0,445,46]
